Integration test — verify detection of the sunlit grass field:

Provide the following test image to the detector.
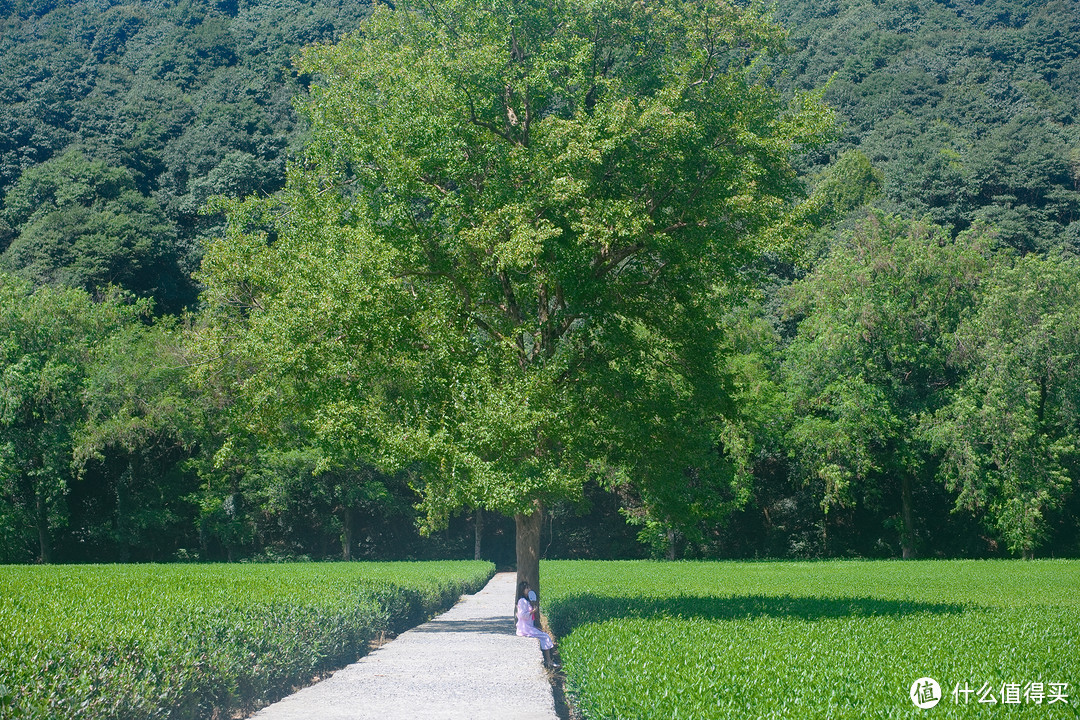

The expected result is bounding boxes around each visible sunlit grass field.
[543,560,1080,719]
[0,561,493,720]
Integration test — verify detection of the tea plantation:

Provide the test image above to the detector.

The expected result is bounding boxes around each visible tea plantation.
[544,560,1079,719]
[0,561,493,719]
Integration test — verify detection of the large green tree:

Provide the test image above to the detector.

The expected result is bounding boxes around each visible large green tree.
[197,0,832,590]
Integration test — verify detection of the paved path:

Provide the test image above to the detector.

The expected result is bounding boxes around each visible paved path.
[250,572,559,720]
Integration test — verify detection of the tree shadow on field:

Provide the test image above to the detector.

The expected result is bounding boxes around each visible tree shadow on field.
[546,594,968,637]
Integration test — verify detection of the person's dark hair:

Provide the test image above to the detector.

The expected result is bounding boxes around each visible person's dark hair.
[515,580,530,617]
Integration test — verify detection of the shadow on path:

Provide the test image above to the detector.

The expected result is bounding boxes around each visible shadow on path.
[410,617,517,636]
[547,594,969,636]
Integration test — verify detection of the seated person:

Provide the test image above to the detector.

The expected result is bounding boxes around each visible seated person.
[516,580,558,668]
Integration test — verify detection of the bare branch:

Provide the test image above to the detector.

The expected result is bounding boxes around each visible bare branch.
[420,175,451,195]
[632,260,670,286]
[421,0,460,41]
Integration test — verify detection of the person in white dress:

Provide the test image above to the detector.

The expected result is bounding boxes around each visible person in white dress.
[515,580,559,668]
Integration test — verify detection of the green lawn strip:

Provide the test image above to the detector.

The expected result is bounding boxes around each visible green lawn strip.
[0,561,493,719]
[544,560,1080,719]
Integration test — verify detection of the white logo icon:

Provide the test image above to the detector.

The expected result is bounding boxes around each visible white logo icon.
[911,677,942,709]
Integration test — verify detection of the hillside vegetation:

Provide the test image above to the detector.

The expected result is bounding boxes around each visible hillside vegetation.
[778,0,1079,254]
[0,0,372,311]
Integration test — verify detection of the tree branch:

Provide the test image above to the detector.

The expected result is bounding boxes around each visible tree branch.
[499,268,523,323]
[464,88,521,145]
[591,243,643,279]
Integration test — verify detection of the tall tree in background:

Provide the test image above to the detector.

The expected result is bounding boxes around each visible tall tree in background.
[72,312,202,562]
[197,0,832,591]
[927,254,1080,557]
[783,213,990,558]
[0,275,148,562]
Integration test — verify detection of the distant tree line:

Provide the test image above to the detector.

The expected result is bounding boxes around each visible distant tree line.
[0,0,1077,564]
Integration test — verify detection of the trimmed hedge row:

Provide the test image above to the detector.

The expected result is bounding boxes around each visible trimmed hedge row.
[0,561,494,719]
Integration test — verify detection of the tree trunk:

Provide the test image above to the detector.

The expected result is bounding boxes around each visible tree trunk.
[341,507,354,561]
[36,489,52,564]
[666,526,676,561]
[900,474,916,559]
[515,500,543,600]
[116,462,132,563]
[474,508,483,561]
[822,513,828,556]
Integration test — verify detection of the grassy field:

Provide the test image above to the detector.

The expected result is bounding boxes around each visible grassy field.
[543,560,1080,719]
[0,561,493,720]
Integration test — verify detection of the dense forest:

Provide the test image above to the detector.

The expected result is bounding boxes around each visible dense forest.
[1,0,1077,565]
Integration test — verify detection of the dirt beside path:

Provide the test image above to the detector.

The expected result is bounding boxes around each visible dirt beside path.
[249,572,559,720]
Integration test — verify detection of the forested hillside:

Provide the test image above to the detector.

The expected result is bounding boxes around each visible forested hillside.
[0,0,372,311]
[0,0,1077,564]
[779,0,1079,253]
[3,0,1075,310]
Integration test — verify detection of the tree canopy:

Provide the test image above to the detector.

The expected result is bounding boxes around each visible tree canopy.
[927,253,1080,556]
[777,0,1080,254]
[196,0,834,588]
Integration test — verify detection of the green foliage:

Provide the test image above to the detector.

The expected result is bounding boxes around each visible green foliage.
[773,0,1080,253]
[0,561,493,720]
[0,274,153,563]
[0,0,376,307]
[765,149,883,260]
[236,446,411,561]
[782,213,992,556]
[197,0,834,557]
[618,293,793,559]
[927,254,1080,556]
[1,150,185,310]
[543,559,1080,719]
[1,0,1078,563]
[71,312,204,561]
[4,0,1077,310]
[0,272,206,563]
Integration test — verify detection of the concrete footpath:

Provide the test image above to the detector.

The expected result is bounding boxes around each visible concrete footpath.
[249,572,559,720]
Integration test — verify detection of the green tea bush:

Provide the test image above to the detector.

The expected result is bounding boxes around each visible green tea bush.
[544,560,1080,719]
[0,561,493,719]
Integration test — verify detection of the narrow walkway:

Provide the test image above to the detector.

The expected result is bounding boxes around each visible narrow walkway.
[250,572,559,720]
